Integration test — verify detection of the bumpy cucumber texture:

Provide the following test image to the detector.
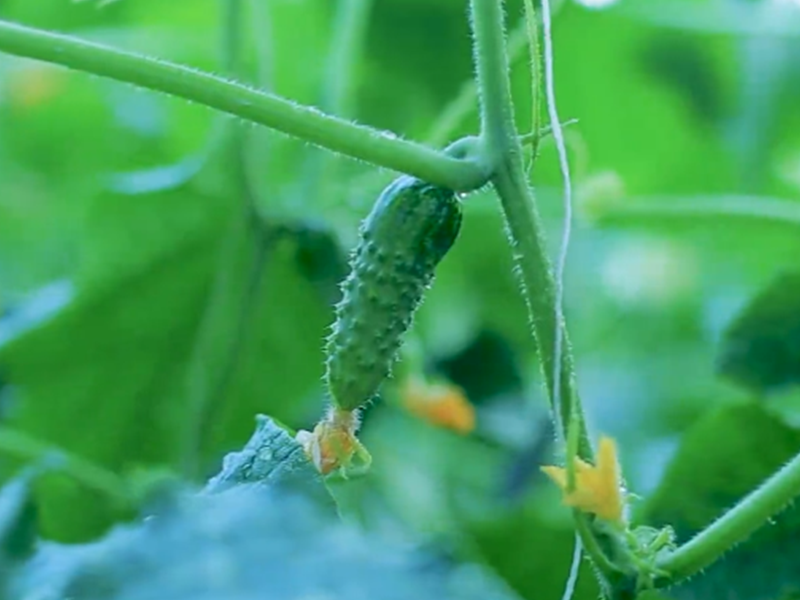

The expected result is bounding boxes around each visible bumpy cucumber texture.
[325,175,463,411]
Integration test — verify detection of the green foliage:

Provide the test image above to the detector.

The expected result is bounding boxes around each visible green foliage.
[2,0,800,598]
[0,179,333,540]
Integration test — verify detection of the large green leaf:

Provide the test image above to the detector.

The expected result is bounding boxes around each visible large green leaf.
[639,402,800,600]
[0,183,333,541]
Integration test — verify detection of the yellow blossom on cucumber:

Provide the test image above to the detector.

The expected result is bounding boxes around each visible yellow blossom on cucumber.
[541,435,626,524]
[296,407,371,476]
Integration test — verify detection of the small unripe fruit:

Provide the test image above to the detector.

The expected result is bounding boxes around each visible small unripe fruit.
[325,175,463,411]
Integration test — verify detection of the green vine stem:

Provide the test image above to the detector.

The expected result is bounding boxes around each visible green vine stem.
[658,448,800,583]
[0,19,487,192]
[584,193,800,229]
[468,0,618,583]
[426,0,567,147]
[468,0,590,461]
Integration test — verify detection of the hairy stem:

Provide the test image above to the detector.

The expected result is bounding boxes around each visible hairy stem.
[469,0,589,460]
[427,0,566,148]
[523,0,542,153]
[468,0,618,583]
[0,19,487,191]
[658,449,800,582]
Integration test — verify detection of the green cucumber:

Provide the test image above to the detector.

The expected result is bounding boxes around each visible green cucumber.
[325,175,463,411]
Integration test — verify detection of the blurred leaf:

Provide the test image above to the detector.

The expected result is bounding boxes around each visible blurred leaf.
[0,467,38,565]
[0,181,333,540]
[465,499,600,600]
[534,3,737,194]
[7,483,518,600]
[640,32,725,125]
[717,271,800,394]
[288,222,349,307]
[433,329,525,405]
[73,186,228,287]
[363,0,472,136]
[622,0,800,37]
[179,199,271,477]
[418,195,535,360]
[205,414,320,493]
[640,402,800,600]
[0,281,74,348]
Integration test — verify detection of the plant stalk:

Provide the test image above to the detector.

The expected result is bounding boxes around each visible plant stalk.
[468,0,589,461]
[468,0,615,583]
[0,19,487,192]
[657,449,800,583]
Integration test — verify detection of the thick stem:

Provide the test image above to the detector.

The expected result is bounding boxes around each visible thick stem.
[469,0,590,460]
[0,19,487,191]
[523,0,542,154]
[470,0,517,161]
[427,0,566,148]
[469,0,613,583]
[657,449,800,583]
[490,164,589,457]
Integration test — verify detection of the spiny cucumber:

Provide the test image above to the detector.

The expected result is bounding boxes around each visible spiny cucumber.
[325,175,463,411]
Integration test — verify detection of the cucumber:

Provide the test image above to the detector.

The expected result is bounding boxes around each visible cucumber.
[325,175,463,411]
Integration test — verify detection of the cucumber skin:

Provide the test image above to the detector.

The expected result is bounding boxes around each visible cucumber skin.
[325,175,463,411]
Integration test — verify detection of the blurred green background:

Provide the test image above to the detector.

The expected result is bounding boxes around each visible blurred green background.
[2,0,800,598]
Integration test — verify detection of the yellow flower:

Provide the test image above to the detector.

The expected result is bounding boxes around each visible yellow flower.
[402,378,475,434]
[296,407,371,476]
[541,436,625,524]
